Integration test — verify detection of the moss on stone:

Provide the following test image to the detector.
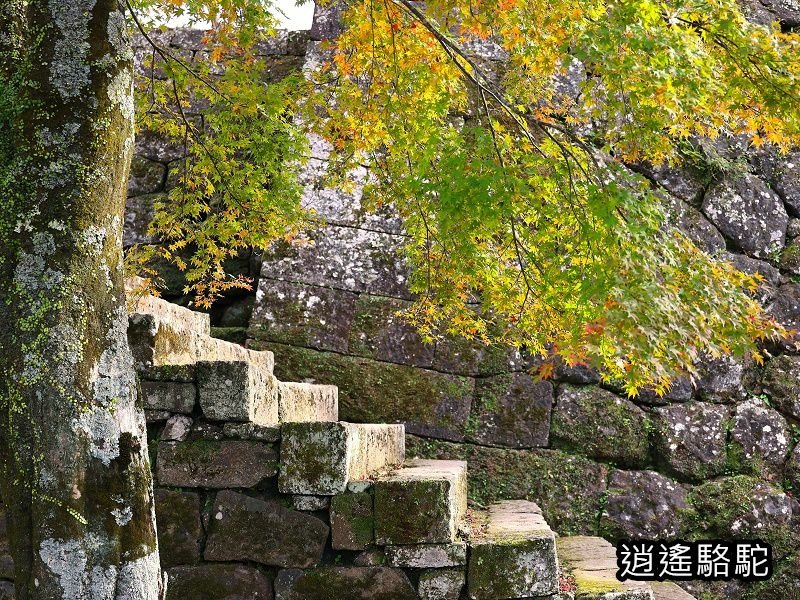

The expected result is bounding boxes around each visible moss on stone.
[260,342,472,441]
[405,435,607,535]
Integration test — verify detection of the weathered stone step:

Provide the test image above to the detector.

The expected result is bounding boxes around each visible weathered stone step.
[197,360,278,425]
[467,500,558,599]
[278,381,338,422]
[651,582,696,600]
[279,422,405,495]
[557,536,654,600]
[128,312,274,371]
[374,459,467,545]
[129,292,211,335]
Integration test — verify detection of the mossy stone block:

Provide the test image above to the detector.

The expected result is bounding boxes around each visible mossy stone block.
[330,489,374,550]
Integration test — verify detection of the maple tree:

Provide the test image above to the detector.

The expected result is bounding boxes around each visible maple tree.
[132,0,800,394]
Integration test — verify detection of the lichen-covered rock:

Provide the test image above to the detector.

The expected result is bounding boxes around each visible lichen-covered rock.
[353,548,386,567]
[756,149,800,214]
[196,360,278,425]
[554,362,601,385]
[260,225,410,299]
[374,460,467,545]
[468,501,559,599]
[739,0,800,27]
[468,374,552,448]
[652,402,729,480]
[728,397,790,477]
[140,381,196,413]
[162,414,192,441]
[157,440,278,488]
[205,490,329,567]
[694,354,747,403]
[348,294,435,368]
[154,489,203,567]
[250,279,358,353]
[330,489,374,550]
[262,342,474,442]
[274,567,417,600]
[764,356,800,420]
[279,421,405,495]
[406,436,608,535]
[385,543,467,568]
[632,376,694,406]
[720,251,782,303]
[600,470,690,539]
[685,476,794,554]
[0,582,13,600]
[165,564,273,600]
[292,495,330,512]
[634,160,707,204]
[669,199,727,254]
[418,568,465,600]
[701,172,787,259]
[551,384,650,467]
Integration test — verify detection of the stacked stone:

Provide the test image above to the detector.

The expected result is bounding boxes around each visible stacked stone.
[235,4,800,599]
[130,286,684,599]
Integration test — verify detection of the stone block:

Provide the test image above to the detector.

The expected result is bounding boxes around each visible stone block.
[348,294,435,368]
[263,343,474,442]
[685,476,793,554]
[249,279,357,353]
[374,459,467,545]
[140,381,196,414]
[467,501,558,599]
[468,374,552,448]
[205,490,329,568]
[694,354,748,403]
[279,422,405,495]
[557,536,652,600]
[652,402,729,480]
[128,313,274,369]
[138,364,196,382]
[600,470,689,540]
[385,543,466,568]
[154,489,203,567]
[0,582,12,600]
[274,567,417,600]
[330,490,374,550]
[406,435,608,535]
[259,224,410,299]
[165,564,273,599]
[157,440,277,488]
[129,293,210,334]
[197,360,278,425]
[0,554,12,580]
[763,354,800,419]
[728,397,790,476]
[278,382,338,423]
[650,581,696,600]
[702,172,787,259]
[551,384,650,467]
[418,568,465,600]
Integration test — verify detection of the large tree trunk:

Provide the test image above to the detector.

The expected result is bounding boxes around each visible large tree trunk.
[0,0,163,598]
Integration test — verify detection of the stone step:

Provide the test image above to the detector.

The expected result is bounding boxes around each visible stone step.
[557,536,654,600]
[651,582,696,600]
[374,459,467,545]
[197,360,278,425]
[128,292,211,335]
[467,500,558,599]
[128,312,274,371]
[279,422,405,495]
[278,381,338,423]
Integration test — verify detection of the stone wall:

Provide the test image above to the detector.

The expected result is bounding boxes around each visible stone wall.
[243,4,800,599]
[123,5,800,598]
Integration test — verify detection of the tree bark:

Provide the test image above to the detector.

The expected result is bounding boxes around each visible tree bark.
[0,1,163,598]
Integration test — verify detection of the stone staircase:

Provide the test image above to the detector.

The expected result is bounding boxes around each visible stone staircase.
[129,292,694,599]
